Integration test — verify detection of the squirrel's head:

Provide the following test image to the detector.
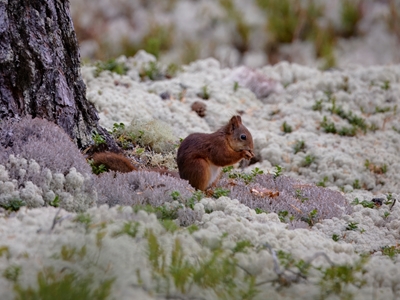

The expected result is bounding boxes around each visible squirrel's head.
[225,115,254,158]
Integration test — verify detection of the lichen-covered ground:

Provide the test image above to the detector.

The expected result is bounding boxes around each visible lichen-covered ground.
[0,52,400,299]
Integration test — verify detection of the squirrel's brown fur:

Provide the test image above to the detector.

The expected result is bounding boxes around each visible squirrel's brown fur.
[177,115,254,190]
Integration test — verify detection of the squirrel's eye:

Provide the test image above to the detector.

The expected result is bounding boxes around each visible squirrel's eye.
[240,134,246,140]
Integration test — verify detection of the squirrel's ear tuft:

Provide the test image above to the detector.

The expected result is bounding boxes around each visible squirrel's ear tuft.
[229,115,242,130]
[228,115,242,132]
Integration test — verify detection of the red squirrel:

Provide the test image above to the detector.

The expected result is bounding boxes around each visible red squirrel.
[177,115,254,190]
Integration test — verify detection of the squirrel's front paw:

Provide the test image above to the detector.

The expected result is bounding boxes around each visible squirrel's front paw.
[243,150,254,159]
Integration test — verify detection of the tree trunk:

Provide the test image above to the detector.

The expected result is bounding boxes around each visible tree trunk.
[0,0,114,150]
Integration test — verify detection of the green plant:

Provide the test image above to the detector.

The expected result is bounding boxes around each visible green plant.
[375,106,391,113]
[225,167,264,185]
[160,219,179,233]
[338,126,357,137]
[144,230,259,297]
[278,210,289,222]
[59,245,87,263]
[213,188,230,198]
[312,99,323,111]
[88,159,108,175]
[381,80,390,90]
[233,81,239,92]
[332,234,340,242]
[293,140,306,154]
[302,154,316,167]
[318,256,368,299]
[111,122,125,133]
[49,195,60,208]
[94,59,128,77]
[0,199,26,211]
[282,121,292,133]
[3,265,21,282]
[383,211,390,219]
[339,0,362,37]
[295,190,309,203]
[198,85,210,100]
[73,213,92,232]
[139,61,162,81]
[165,63,180,78]
[187,225,199,234]
[273,165,283,179]
[233,240,253,254]
[381,245,400,260]
[187,191,205,210]
[352,179,361,189]
[316,176,329,187]
[351,198,375,209]
[13,268,114,300]
[170,191,181,201]
[112,221,140,238]
[320,116,337,134]
[346,221,358,231]
[313,23,337,69]
[365,159,387,174]
[385,193,394,205]
[92,131,106,146]
[302,209,318,226]
[255,208,268,214]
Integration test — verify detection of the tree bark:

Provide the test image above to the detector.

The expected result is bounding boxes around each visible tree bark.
[0,0,113,150]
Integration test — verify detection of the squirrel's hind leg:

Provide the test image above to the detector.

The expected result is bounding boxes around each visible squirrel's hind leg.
[180,158,211,191]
